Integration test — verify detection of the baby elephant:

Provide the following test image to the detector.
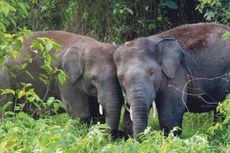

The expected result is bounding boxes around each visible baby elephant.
[0,31,123,136]
[114,23,230,138]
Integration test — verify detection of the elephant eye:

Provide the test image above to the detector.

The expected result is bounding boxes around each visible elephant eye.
[150,71,154,76]
[149,69,154,76]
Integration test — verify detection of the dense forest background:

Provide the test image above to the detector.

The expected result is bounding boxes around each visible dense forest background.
[8,0,230,43]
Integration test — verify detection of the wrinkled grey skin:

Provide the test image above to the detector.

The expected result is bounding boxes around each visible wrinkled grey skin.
[0,31,123,134]
[114,23,230,138]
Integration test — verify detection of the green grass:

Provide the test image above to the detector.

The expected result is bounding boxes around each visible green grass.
[0,107,229,153]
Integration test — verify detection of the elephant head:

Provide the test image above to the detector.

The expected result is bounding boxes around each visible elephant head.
[113,37,184,138]
[61,41,123,132]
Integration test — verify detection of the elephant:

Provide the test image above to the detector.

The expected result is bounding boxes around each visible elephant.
[0,31,123,136]
[113,23,230,138]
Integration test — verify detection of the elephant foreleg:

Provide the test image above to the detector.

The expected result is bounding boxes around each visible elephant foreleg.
[156,89,187,136]
[123,108,133,138]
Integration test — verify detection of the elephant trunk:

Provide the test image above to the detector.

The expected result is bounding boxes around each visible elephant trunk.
[98,81,123,131]
[132,102,148,138]
[105,92,122,130]
[127,84,155,139]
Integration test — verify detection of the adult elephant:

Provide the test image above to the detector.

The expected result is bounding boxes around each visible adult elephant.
[0,31,123,136]
[113,23,230,138]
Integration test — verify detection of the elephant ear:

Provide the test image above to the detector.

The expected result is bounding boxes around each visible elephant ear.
[62,45,84,83]
[156,38,184,79]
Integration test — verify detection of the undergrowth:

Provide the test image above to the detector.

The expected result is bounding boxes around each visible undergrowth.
[0,100,229,153]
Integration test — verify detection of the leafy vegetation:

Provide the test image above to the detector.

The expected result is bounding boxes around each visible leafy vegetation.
[0,0,229,152]
[0,0,30,60]
[197,0,230,40]
[0,1,66,117]
[197,0,230,25]
[0,101,229,152]
[16,0,193,43]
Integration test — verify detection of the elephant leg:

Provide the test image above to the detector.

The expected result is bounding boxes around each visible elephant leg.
[88,96,105,124]
[59,81,90,123]
[123,108,133,138]
[158,109,184,136]
[156,91,186,136]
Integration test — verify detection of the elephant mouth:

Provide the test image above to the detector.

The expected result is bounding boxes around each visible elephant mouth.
[85,84,97,96]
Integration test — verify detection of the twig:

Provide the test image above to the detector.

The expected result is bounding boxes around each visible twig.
[180,73,230,111]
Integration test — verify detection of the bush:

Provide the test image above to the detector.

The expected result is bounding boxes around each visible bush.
[0,1,66,118]
[196,0,230,25]
[0,100,229,152]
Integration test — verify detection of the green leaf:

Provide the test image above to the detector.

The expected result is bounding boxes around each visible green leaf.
[9,17,16,27]
[56,100,65,109]
[53,103,60,113]
[47,97,55,106]
[22,29,32,37]
[40,63,53,73]
[222,32,230,41]
[7,3,16,12]
[5,111,15,116]
[0,89,15,95]
[163,0,178,10]
[58,69,67,85]
[37,37,46,44]
[17,90,26,99]
[145,5,149,11]
[204,11,215,21]
[20,82,32,88]
[31,41,44,52]
[18,2,29,16]
[45,43,53,52]
[0,22,6,32]
[43,52,52,64]
[9,71,16,79]
[39,75,48,85]
[126,8,133,15]
[10,50,18,59]
[27,89,41,101]
[14,37,23,49]
[20,63,28,70]
[25,70,34,79]
[0,4,10,17]
[1,102,13,111]
[16,112,29,119]
[0,1,16,16]
[97,124,111,130]
[52,42,62,52]
[15,104,24,112]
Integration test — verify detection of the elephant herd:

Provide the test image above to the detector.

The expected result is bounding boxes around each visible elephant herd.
[0,23,229,139]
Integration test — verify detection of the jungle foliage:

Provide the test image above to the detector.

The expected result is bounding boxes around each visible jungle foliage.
[0,0,229,152]
[9,0,204,43]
